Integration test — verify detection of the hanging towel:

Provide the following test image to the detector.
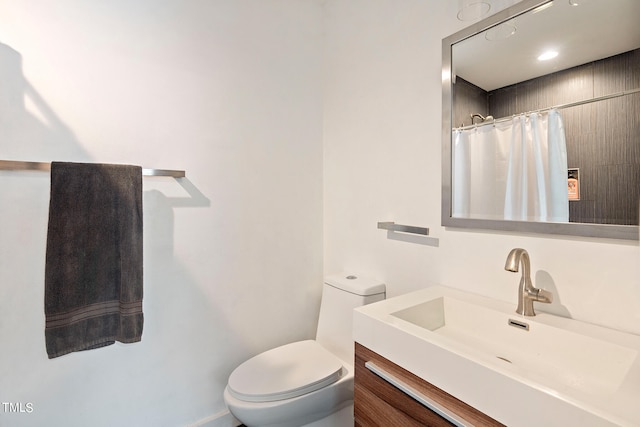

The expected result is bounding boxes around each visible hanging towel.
[45,162,143,359]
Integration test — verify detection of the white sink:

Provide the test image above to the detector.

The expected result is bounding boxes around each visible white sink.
[354,286,640,427]
[391,296,636,395]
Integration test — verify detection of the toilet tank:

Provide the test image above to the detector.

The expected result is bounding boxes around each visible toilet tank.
[315,273,385,364]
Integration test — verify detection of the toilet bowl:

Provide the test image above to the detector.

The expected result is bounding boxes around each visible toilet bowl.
[224,273,385,427]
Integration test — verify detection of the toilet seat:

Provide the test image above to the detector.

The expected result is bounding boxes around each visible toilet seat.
[227,340,344,403]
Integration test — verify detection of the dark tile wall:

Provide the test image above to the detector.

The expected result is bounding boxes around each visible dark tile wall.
[452,49,640,225]
[452,77,488,128]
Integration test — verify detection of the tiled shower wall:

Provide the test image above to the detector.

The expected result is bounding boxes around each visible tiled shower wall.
[453,49,640,225]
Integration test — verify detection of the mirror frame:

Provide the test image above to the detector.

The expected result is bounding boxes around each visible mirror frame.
[441,0,639,241]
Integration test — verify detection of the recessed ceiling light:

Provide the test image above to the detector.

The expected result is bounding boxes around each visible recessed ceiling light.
[485,20,517,41]
[538,50,559,61]
[457,2,491,21]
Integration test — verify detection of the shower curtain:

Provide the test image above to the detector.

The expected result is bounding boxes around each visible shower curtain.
[452,109,569,222]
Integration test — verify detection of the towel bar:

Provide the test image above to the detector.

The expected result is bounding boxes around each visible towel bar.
[0,160,185,178]
[377,222,429,236]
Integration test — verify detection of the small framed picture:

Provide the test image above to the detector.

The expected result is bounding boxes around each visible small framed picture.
[568,168,580,201]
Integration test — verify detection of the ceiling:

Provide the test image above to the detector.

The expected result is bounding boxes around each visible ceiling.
[453,0,640,91]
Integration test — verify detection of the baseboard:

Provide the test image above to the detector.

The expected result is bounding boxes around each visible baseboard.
[189,409,242,427]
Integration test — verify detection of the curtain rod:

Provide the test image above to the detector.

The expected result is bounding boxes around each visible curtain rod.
[0,160,185,178]
[455,87,640,131]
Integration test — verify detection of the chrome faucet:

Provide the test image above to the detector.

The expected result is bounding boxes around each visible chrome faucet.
[504,248,553,316]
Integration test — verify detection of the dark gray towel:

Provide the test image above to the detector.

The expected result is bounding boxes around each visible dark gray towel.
[45,162,143,359]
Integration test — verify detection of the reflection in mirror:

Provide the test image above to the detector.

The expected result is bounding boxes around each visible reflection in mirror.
[442,0,640,240]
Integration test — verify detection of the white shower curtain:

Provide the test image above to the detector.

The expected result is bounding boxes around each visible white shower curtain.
[452,109,569,222]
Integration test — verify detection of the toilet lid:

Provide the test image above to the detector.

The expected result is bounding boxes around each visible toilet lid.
[227,340,343,403]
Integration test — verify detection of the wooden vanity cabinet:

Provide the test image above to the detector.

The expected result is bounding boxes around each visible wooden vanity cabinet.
[354,343,504,427]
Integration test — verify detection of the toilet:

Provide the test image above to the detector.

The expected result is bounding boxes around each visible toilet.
[223,273,386,427]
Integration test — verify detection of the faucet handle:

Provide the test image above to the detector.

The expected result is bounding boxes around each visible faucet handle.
[534,287,553,304]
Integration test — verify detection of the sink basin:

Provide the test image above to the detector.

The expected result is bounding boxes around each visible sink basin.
[391,296,637,395]
[353,286,640,426]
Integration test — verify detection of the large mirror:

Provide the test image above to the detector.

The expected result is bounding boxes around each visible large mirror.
[442,0,640,240]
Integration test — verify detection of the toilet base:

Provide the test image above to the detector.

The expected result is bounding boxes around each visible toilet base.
[233,402,353,427]
[300,403,353,427]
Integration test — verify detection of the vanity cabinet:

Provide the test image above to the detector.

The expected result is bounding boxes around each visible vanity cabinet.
[354,343,504,427]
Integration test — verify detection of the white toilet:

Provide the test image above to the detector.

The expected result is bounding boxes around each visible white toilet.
[223,273,386,427]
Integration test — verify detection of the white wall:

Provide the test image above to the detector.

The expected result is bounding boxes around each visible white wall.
[0,1,323,426]
[2,1,639,426]
[323,0,640,336]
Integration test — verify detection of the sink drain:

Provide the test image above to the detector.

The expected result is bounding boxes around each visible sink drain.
[496,356,512,363]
